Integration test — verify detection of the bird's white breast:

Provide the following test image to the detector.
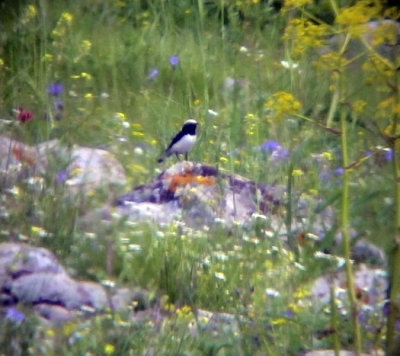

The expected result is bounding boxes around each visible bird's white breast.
[170,134,196,154]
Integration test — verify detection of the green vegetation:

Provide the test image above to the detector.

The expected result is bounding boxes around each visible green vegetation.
[1,0,399,355]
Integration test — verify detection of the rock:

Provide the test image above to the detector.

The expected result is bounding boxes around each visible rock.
[0,242,65,289]
[0,135,127,196]
[11,273,83,309]
[33,304,77,324]
[351,239,386,267]
[114,161,335,236]
[37,140,127,194]
[298,350,379,356]
[0,242,148,324]
[312,265,388,306]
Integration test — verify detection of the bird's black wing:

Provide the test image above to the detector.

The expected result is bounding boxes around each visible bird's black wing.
[165,129,185,152]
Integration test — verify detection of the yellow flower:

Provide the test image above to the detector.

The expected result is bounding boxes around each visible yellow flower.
[80,40,92,54]
[377,96,400,118]
[61,12,74,23]
[115,112,126,120]
[322,152,334,161]
[52,12,73,37]
[81,72,92,80]
[283,0,312,10]
[283,19,329,57]
[193,99,201,106]
[0,58,4,67]
[104,343,115,355]
[336,1,382,36]
[42,53,53,62]
[293,286,311,299]
[272,318,288,325]
[28,5,37,17]
[84,93,94,99]
[292,169,304,177]
[265,91,302,122]
[315,52,347,72]
[352,100,367,114]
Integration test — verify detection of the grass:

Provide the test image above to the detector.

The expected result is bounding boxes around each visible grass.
[1,0,399,355]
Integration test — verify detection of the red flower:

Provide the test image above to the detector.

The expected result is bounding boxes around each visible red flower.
[18,107,34,123]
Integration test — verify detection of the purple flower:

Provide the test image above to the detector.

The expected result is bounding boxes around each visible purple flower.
[320,171,331,182]
[260,140,290,162]
[169,55,180,67]
[56,170,69,184]
[334,167,345,176]
[6,307,25,323]
[260,140,281,153]
[48,83,64,97]
[385,148,393,162]
[284,308,295,318]
[148,68,160,79]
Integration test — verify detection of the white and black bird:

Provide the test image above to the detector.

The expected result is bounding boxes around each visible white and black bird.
[157,119,198,163]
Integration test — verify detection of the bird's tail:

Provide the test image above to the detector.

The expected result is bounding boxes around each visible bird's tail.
[157,154,165,163]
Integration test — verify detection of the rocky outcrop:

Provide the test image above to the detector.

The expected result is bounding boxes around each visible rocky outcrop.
[0,243,150,324]
[0,135,127,196]
[114,161,335,239]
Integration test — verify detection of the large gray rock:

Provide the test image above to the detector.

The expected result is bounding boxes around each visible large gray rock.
[0,135,127,195]
[0,243,148,323]
[114,161,335,239]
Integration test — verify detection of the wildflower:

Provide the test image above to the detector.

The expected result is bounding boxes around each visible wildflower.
[336,1,382,37]
[48,83,64,97]
[384,148,393,162]
[80,40,92,54]
[56,170,69,184]
[283,19,329,57]
[260,140,290,162]
[334,167,345,176]
[292,169,304,176]
[207,109,219,117]
[169,55,180,67]
[265,288,280,297]
[148,68,159,79]
[352,100,367,114]
[265,91,302,122]
[104,343,115,355]
[280,60,299,69]
[17,107,34,123]
[283,0,312,10]
[6,307,25,323]
[214,272,226,281]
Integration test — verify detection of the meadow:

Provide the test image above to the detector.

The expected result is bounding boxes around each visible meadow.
[0,0,399,355]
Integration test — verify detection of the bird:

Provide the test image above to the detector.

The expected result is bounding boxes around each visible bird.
[157,119,198,163]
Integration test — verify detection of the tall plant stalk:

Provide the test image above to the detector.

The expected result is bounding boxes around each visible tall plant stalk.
[340,105,363,355]
[386,70,400,355]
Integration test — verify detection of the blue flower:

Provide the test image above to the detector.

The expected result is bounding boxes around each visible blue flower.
[48,83,64,97]
[334,167,344,176]
[148,68,160,79]
[385,148,393,162]
[6,307,25,323]
[56,170,69,184]
[260,140,290,162]
[169,55,180,67]
[320,171,331,182]
[260,140,281,153]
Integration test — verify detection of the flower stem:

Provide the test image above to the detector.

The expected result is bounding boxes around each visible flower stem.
[340,105,363,356]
